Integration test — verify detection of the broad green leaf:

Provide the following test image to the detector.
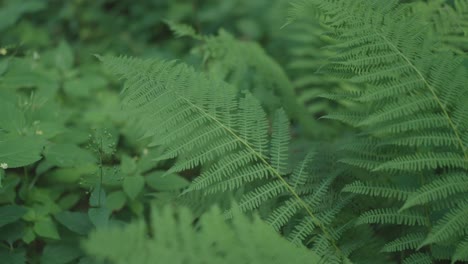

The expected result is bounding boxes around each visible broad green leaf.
[0,221,25,244]
[57,193,81,210]
[120,155,137,175]
[90,187,106,207]
[0,136,45,168]
[0,249,26,264]
[0,58,9,75]
[55,40,73,71]
[0,100,26,133]
[33,217,60,240]
[53,129,89,145]
[22,227,35,244]
[44,144,95,168]
[146,171,189,191]
[0,205,27,227]
[54,211,93,235]
[88,207,110,228]
[0,58,58,91]
[0,176,20,204]
[106,191,127,211]
[123,175,145,200]
[136,147,164,173]
[64,74,107,98]
[32,122,65,139]
[41,243,82,264]
[0,1,45,31]
[27,189,61,215]
[46,165,96,184]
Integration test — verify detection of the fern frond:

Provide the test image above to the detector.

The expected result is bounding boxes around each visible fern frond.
[84,205,322,264]
[357,78,424,102]
[287,194,352,245]
[381,232,425,252]
[291,0,468,158]
[235,180,287,213]
[415,0,468,54]
[267,175,334,231]
[421,200,468,247]
[320,112,365,127]
[374,152,467,172]
[356,208,428,226]
[357,97,438,127]
[402,252,432,264]
[200,165,271,194]
[342,181,412,201]
[270,109,291,174]
[172,27,317,136]
[165,20,201,40]
[378,132,460,148]
[401,173,468,211]
[289,151,315,190]
[368,114,449,135]
[289,0,468,260]
[452,237,468,264]
[282,4,353,138]
[104,55,347,260]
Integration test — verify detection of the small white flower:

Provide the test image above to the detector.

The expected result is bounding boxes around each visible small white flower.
[35,130,43,135]
[0,48,7,55]
[143,148,149,155]
[0,163,8,169]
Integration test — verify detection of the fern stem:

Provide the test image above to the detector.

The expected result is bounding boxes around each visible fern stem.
[178,96,348,261]
[376,31,468,162]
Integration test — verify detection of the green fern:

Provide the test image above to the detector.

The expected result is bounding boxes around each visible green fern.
[289,0,468,262]
[412,0,468,54]
[101,55,351,261]
[84,205,321,264]
[167,22,316,136]
[402,252,432,264]
[280,5,356,138]
[381,232,426,253]
[401,173,468,210]
[453,237,468,263]
[342,181,412,201]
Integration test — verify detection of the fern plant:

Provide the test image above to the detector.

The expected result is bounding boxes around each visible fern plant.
[411,0,468,54]
[104,52,417,263]
[84,204,321,264]
[280,4,357,139]
[100,55,346,260]
[166,21,317,137]
[288,0,468,262]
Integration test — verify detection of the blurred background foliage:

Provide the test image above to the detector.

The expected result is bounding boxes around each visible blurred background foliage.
[1,0,293,60]
[0,0,310,263]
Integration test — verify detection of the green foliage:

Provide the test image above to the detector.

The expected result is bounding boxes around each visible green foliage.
[84,205,321,264]
[287,0,468,262]
[0,0,45,31]
[1,0,467,263]
[102,54,374,262]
